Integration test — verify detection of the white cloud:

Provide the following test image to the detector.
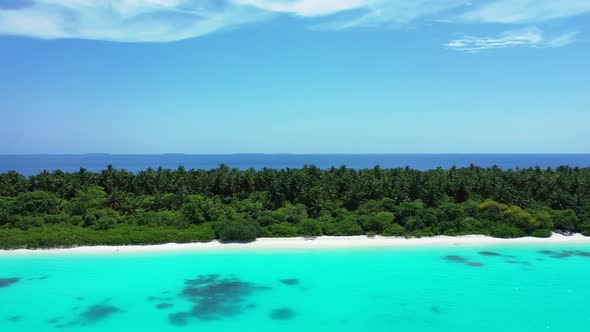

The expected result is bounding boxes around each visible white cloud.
[544,31,578,48]
[312,0,467,30]
[0,0,269,42]
[460,0,590,23]
[0,6,67,39]
[0,1,588,43]
[445,27,578,52]
[231,0,374,17]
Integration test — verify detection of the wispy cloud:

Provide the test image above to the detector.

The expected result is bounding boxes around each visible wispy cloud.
[460,0,590,24]
[314,0,472,30]
[445,27,578,52]
[544,31,578,48]
[0,1,588,43]
[0,0,268,42]
[231,0,374,17]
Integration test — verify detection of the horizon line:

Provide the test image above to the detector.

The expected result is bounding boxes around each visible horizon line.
[2,153,590,156]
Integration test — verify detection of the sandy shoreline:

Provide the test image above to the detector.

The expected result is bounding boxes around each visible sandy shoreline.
[2,233,590,255]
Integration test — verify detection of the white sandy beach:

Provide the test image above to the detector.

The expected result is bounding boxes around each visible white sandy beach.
[2,233,590,255]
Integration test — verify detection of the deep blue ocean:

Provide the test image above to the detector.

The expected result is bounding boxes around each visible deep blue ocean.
[1,154,589,176]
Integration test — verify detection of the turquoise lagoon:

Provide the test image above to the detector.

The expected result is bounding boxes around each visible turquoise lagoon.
[2,244,590,332]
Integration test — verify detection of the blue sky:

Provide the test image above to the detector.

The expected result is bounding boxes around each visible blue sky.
[1,0,589,154]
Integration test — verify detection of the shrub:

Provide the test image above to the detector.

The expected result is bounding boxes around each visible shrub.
[405,216,425,232]
[579,221,590,234]
[134,210,188,228]
[256,210,284,227]
[0,198,10,226]
[90,216,118,231]
[10,215,45,230]
[488,224,526,238]
[358,212,394,233]
[11,191,62,215]
[531,229,552,238]
[68,186,107,215]
[0,225,216,249]
[298,219,323,237]
[0,171,28,197]
[152,193,181,211]
[395,201,425,224]
[43,214,73,225]
[366,231,376,238]
[381,223,404,237]
[438,203,466,223]
[454,217,482,232]
[230,199,264,218]
[214,219,260,242]
[323,219,363,236]
[274,204,308,224]
[356,200,385,214]
[83,209,121,230]
[460,200,480,218]
[181,195,226,224]
[411,228,436,238]
[530,209,554,230]
[263,222,299,237]
[551,209,579,232]
[67,215,84,227]
[380,198,397,213]
[501,205,540,231]
[478,200,505,221]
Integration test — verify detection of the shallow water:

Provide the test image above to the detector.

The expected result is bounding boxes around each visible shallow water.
[2,245,590,331]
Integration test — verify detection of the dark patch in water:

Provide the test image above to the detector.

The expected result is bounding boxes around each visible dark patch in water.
[169,312,189,326]
[467,262,484,267]
[280,278,300,286]
[156,303,174,310]
[78,304,120,324]
[26,276,49,281]
[538,250,590,259]
[506,260,531,265]
[51,302,121,328]
[270,307,296,320]
[7,315,22,322]
[147,296,172,302]
[168,274,271,324]
[0,278,20,288]
[479,251,502,257]
[47,317,63,324]
[430,306,441,313]
[75,296,85,301]
[444,256,484,267]
[444,255,468,263]
[186,274,220,286]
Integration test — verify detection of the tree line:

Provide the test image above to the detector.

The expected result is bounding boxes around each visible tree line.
[0,164,589,248]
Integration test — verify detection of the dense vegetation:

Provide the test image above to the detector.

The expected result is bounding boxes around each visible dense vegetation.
[1,165,589,249]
